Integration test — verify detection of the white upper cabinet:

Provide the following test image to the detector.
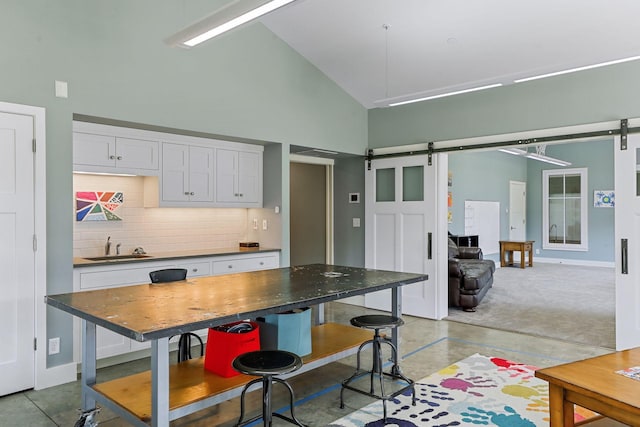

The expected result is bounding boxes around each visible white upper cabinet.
[162,143,215,204]
[73,121,263,208]
[216,149,262,206]
[73,132,159,174]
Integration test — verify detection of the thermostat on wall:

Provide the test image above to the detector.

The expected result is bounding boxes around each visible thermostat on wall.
[349,193,360,203]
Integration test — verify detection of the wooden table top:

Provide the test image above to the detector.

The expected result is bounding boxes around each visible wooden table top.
[46,264,427,342]
[535,348,640,411]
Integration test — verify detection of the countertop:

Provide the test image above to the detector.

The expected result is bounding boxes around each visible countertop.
[73,247,280,267]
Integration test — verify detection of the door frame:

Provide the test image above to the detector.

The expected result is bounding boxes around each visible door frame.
[289,154,334,264]
[0,102,64,389]
[370,120,623,339]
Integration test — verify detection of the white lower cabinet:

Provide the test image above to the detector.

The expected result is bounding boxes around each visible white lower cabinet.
[73,251,279,363]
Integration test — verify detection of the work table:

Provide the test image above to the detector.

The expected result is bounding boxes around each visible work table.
[47,264,427,427]
[73,246,280,267]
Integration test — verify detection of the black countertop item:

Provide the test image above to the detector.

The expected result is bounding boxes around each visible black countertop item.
[46,264,427,342]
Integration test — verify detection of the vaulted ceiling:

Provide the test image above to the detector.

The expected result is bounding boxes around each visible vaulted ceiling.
[259,0,640,108]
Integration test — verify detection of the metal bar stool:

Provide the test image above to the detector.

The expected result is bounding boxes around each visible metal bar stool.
[340,314,416,422]
[149,269,204,363]
[232,350,306,427]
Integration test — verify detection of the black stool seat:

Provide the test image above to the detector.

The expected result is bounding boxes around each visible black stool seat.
[233,350,303,376]
[340,314,415,422]
[232,350,306,427]
[350,314,404,329]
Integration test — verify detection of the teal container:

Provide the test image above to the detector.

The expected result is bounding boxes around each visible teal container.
[258,307,312,356]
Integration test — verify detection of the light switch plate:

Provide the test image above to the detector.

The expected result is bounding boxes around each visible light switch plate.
[55,80,68,98]
[353,218,361,227]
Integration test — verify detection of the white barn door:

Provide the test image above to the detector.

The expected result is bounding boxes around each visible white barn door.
[615,133,640,350]
[0,111,35,395]
[364,155,437,318]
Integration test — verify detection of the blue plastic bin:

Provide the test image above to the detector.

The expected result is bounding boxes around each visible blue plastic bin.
[257,307,312,356]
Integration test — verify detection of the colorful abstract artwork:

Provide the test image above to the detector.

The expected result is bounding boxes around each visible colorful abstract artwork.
[594,190,615,207]
[76,191,124,221]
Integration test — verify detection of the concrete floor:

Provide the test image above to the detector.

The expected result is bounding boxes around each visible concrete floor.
[0,302,626,426]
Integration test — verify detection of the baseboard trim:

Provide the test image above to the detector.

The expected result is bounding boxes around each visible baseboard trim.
[533,257,615,268]
[35,362,77,390]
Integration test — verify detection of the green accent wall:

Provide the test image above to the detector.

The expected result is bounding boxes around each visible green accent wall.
[448,140,614,263]
[369,61,640,148]
[1,1,366,367]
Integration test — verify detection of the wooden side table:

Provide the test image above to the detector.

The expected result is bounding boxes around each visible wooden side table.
[536,348,640,426]
[499,240,534,268]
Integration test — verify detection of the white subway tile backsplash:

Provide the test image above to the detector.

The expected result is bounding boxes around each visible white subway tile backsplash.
[73,175,249,257]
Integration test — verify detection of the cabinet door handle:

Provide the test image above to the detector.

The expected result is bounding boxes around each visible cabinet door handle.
[190,192,195,196]
[239,193,243,197]
[427,232,433,260]
[184,191,190,195]
[116,156,122,160]
[109,155,116,160]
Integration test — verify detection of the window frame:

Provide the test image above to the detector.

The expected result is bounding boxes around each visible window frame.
[542,167,588,251]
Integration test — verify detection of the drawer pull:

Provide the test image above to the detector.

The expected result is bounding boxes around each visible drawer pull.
[228,265,233,269]
[259,261,264,265]
[192,268,198,272]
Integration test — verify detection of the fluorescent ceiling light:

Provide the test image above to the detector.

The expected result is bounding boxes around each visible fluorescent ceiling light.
[499,147,571,167]
[166,0,297,48]
[498,147,528,156]
[388,84,502,107]
[525,153,571,167]
[514,55,640,83]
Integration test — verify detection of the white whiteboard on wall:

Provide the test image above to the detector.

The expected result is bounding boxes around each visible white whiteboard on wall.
[464,200,500,254]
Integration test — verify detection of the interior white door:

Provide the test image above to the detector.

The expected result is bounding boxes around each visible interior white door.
[0,112,35,395]
[364,155,437,318]
[614,133,640,350]
[509,181,526,241]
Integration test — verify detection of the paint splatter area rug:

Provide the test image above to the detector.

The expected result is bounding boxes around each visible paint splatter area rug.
[328,353,597,426]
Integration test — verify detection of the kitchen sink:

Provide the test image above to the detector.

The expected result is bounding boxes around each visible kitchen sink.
[83,254,151,261]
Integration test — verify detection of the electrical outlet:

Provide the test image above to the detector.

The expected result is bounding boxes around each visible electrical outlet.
[49,337,60,355]
[262,219,268,230]
[253,218,258,230]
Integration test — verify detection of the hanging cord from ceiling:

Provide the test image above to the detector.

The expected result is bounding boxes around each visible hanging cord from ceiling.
[383,23,391,99]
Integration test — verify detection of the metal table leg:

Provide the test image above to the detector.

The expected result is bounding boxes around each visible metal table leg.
[391,286,402,353]
[151,337,170,427]
[81,320,97,411]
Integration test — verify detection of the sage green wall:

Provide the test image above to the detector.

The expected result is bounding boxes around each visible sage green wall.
[369,61,640,148]
[447,150,527,260]
[448,141,615,263]
[526,140,615,262]
[1,1,366,367]
[334,157,366,267]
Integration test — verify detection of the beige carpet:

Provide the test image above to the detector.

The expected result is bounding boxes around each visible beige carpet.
[445,262,615,349]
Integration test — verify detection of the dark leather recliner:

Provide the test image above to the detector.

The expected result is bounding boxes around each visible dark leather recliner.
[448,238,495,312]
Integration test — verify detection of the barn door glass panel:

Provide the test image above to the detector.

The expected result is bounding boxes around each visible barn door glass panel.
[402,166,424,201]
[376,168,395,202]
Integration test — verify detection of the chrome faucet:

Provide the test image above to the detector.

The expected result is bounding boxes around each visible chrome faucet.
[116,243,121,255]
[105,236,111,256]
